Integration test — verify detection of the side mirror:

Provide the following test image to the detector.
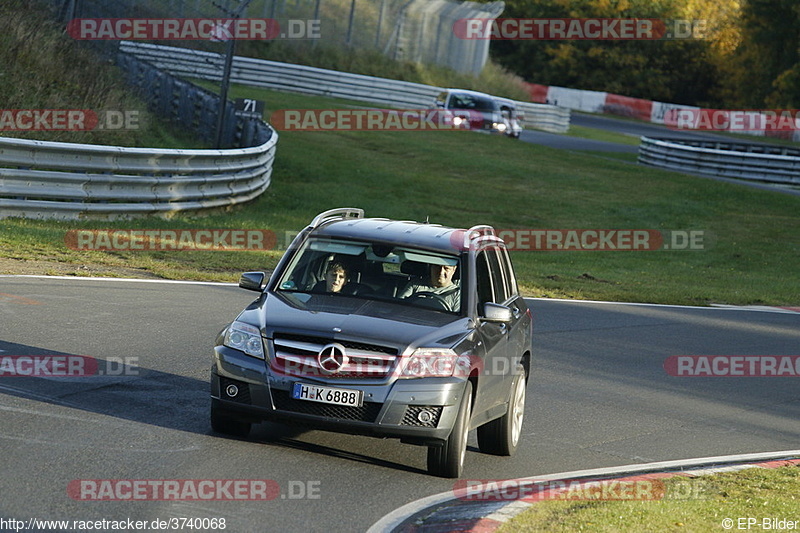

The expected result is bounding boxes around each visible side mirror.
[239,271,266,292]
[482,302,513,323]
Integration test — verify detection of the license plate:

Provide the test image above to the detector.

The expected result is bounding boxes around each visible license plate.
[291,382,363,407]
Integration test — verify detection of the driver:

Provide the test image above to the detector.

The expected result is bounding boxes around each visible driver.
[399,263,460,312]
[312,261,351,294]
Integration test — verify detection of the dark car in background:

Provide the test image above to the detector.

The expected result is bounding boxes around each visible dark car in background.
[210,208,533,477]
[435,88,523,138]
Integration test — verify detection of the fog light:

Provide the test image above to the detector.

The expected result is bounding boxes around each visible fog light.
[225,384,239,397]
[417,409,434,424]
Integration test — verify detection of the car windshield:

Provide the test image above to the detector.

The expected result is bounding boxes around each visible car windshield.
[275,237,463,314]
[448,93,498,112]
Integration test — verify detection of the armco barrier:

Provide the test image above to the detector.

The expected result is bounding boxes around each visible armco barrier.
[119,41,570,134]
[638,137,800,185]
[0,134,277,220]
[516,102,570,134]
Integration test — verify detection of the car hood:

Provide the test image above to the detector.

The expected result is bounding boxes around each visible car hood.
[237,291,471,352]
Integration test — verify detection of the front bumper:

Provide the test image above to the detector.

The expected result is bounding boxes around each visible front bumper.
[211,345,469,445]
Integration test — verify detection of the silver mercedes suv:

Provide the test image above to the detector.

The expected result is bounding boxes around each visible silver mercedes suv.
[210,208,533,477]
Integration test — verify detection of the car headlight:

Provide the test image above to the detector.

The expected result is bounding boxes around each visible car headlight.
[223,321,265,359]
[493,122,507,132]
[399,348,469,378]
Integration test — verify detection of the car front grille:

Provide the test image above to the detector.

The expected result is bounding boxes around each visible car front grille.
[270,333,399,379]
[271,390,382,422]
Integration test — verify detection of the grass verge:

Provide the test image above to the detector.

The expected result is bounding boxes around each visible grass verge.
[2,87,799,306]
[0,0,205,148]
[499,465,800,533]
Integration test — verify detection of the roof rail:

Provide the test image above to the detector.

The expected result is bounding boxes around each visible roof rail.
[309,207,364,229]
[463,225,497,248]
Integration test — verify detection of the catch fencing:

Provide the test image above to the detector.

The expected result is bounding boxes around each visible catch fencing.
[54,0,504,75]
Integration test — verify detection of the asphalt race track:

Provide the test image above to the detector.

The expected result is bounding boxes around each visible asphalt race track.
[519,112,759,153]
[1,277,798,531]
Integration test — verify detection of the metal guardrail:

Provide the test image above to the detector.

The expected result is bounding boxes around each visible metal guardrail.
[0,135,277,220]
[516,102,571,134]
[638,137,800,185]
[119,42,571,134]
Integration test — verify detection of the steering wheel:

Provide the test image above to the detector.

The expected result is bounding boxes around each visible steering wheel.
[408,291,450,311]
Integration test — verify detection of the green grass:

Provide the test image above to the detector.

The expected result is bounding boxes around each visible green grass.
[0,0,204,148]
[3,87,799,306]
[499,465,800,533]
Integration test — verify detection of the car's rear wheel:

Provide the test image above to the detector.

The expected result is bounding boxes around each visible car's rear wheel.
[427,381,472,478]
[477,365,526,456]
[210,401,252,437]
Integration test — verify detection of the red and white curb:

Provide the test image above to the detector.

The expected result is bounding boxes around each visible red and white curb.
[368,450,800,533]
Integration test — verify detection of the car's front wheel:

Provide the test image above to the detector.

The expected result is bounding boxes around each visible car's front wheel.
[210,400,252,437]
[477,365,526,456]
[427,381,472,478]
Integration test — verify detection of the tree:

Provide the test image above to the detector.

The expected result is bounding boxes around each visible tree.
[730,0,800,107]
[489,0,736,106]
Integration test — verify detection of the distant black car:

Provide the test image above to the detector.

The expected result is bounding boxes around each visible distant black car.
[435,88,523,138]
[210,208,533,477]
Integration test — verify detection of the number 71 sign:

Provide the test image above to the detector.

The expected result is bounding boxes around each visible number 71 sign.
[234,98,265,118]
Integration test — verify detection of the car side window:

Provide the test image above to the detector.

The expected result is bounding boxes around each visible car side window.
[486,248,508,304]
[498,247,518,299]
[476,251,494,308]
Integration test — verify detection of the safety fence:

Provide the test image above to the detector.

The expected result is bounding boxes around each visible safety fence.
[54,0,504,75]
[117,51,273,148]
[0,134,277,220]
[526,82,800,142]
